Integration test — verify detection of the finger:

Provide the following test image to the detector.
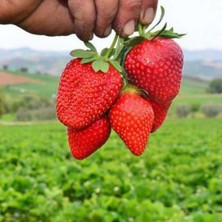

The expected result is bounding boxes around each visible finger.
[0,0,41,24]
[17,1,76,36]
[139,0,158,25]
[113,0,142,37]
[94,0,119,37]
[68,0,96,41]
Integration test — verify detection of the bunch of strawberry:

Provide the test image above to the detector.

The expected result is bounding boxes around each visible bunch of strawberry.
[56,7,184,160]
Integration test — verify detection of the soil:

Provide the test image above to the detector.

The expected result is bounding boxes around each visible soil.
[0,71,40,86]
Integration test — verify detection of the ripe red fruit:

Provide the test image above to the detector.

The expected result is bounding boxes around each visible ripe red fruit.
[56,59,123,129]
[125,37,183,103]
[149,99,172,133]
[109,91,154,156]
[67,116,111,160]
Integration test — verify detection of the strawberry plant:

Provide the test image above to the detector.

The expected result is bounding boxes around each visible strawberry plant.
[0,119,222,221]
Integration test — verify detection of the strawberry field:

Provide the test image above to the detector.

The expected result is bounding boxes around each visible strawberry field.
[0,119,222,222]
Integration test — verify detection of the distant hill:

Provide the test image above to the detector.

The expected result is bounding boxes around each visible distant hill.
[0,71,40,86]
[0,70,59,97]
[183,60,222,80]
[0,47,222,80]
[183,49,222,61]
[0,47,68,59]
[183,49,222,80]
[0,70,207,99]
[0,48,71,76]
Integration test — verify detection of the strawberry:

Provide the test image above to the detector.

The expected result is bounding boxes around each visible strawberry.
[56,58,123,129]
[149,99,172,133]
[125,37,183,103]
[67,116,111,160]
[109,87,154,156]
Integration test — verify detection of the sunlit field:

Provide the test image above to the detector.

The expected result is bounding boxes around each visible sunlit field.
[0,119,221,221]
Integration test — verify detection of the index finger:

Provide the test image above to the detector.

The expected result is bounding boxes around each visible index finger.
[139,0,158,25]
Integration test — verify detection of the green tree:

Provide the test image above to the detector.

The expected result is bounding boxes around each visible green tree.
[207,78,222,93]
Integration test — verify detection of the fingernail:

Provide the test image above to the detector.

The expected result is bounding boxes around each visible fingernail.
[104,26,112,36]
[123,20,135,36]
[142,8,155,24]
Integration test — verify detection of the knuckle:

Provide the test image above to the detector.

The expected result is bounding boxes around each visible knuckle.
[124,0,142,10]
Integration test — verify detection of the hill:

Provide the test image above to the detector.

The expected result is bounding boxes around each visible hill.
[0,48,222,80]
[0,71,59,97]
[183,49,222,61]
[0,71,41,86]
[0,48,71,76]
[183,60,222,80]
[0,70,209,99]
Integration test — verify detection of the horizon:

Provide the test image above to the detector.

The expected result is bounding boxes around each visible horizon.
[1,45,222,52]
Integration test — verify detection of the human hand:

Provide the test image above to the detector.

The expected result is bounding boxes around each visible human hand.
[0,0,158,41]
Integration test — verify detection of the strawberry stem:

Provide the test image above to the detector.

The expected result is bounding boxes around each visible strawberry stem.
[138,22,146,37]
[148,6,165,33]
[104,34,118,60]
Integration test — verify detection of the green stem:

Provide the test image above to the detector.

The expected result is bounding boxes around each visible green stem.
[138,22,145,36]
[104,34,118,60]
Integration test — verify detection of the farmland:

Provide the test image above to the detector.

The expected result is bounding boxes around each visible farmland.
[0,119,222,221]
[0,71,59,97]
[0,69,222,221]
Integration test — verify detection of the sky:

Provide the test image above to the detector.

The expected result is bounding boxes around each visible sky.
[0,0,222,52]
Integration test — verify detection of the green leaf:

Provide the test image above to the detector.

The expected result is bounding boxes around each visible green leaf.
[125,36,145,47]
[149,23,167,39]
[70,49,97,58]
[81,55,98,64]
[148,6,165,32]
[100,48,109,57]
[92,60,109,73]
[149,24,185,39]
[113,38,125,60]
[159,29,186,38]
[84,42,97,52]
[101,48,116,57]
[109,60,123,73]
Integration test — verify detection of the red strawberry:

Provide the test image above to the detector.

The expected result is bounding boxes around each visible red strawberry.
[57,59,122,129]
[109,88,154,156]
[149,99,172,133]
[125,37,183,103]
[67,116,111,160]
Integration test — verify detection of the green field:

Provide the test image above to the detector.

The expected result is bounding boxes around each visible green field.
[1,71,59,97]
[2,71,222,106]
[0,119,222,222]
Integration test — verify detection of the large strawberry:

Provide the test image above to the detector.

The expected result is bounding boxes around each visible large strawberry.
[68,116,111,160]
[125,37,183,103]
[109,86,154,156]
[57,58,123,129]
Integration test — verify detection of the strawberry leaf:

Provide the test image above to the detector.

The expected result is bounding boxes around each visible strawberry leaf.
[70,49,97,58]
[81,55,98,64]
[148,6,165,32]
[159,28,186,38]
[100,48,109,56]
[84,42,97,52]
[148,23,167,39]
[110,60,122,73]
[124,36,145,47]
[113,38,125,60]
[92,60,109,73]
[101,48,116,57]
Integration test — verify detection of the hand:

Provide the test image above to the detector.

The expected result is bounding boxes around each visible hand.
[0,0,158,41]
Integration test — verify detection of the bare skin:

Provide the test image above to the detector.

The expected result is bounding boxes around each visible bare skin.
[0,0,158,41]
